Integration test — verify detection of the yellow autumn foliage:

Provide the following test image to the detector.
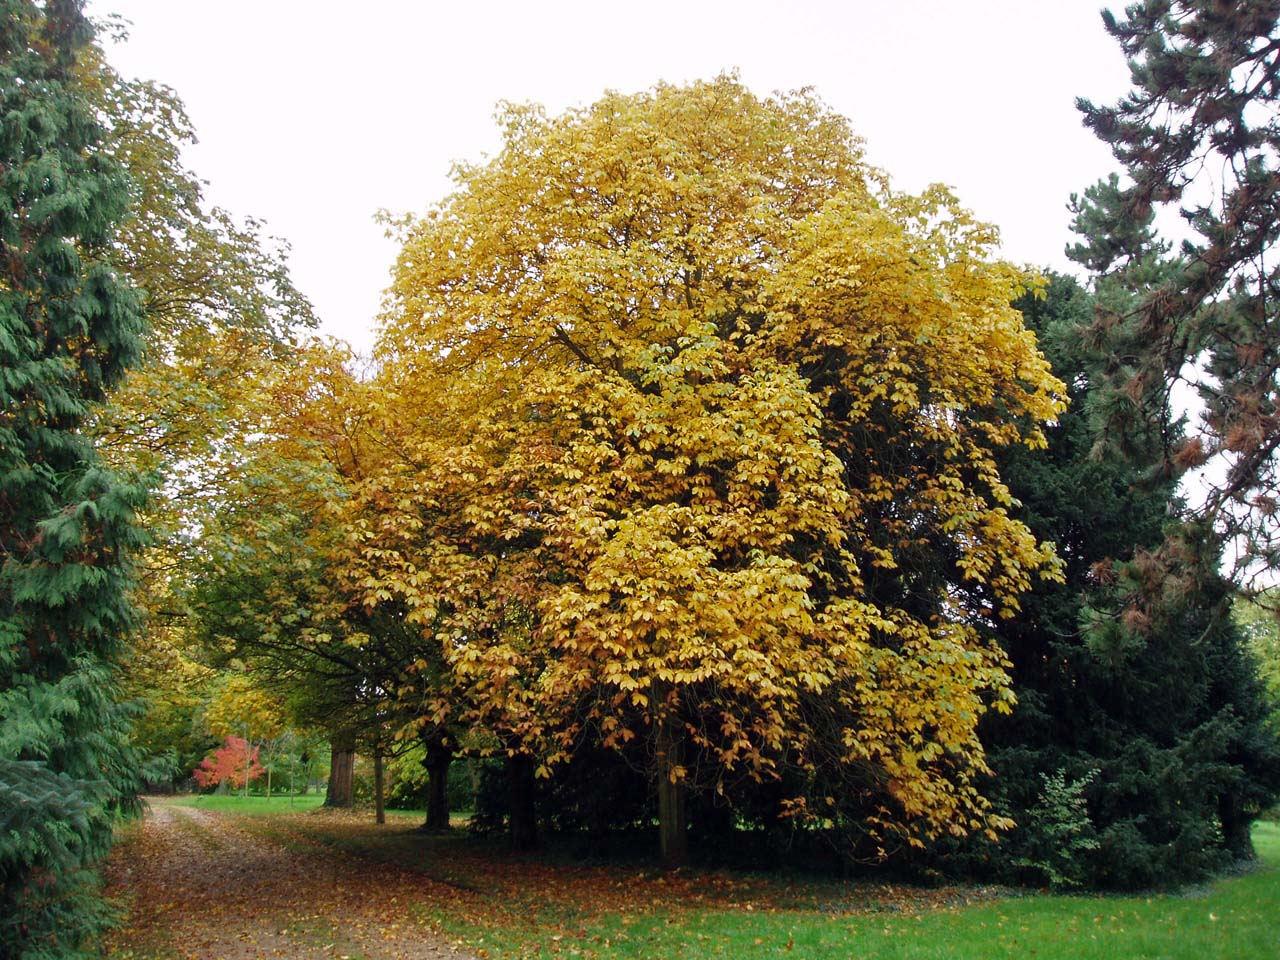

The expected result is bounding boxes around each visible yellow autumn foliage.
[347,75,1065,849]
[202,672,286,744]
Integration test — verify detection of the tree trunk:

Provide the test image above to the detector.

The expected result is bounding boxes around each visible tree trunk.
[1220,790,1253,860]
[508,752,538,850]
[374,749,386,825]
[243,726,252,798]
[656,706,688,870]
[424,743,452,831]
[325,732,356,808]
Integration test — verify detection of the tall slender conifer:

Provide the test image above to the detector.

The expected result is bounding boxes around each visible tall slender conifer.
[0,2,149,954]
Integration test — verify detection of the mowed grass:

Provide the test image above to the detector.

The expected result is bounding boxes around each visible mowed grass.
[170,791,328,815]
[578,824,1280,960]
[171,791,428,819]
[144,796,1280,960]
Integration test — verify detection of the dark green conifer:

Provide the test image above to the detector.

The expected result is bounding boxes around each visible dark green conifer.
[964,0,1280,890]
[979,273,1280,889]
[0,2,149,955]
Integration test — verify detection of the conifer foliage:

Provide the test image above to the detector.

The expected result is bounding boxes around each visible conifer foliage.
[981,276,1280,889]
[0,2,149,956]
[1077,0,1280,578]
[1022,0,1280,885]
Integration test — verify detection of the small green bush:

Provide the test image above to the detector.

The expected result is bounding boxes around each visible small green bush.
[1013,768,1099,889]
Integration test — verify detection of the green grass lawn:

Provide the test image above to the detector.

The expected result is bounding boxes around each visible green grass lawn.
[413,822,1280,960]
[170,792,328,815]
[168,791,429,819]
[559,823,1280,960]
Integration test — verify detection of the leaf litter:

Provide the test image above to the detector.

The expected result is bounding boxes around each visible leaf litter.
[105,798,1008,959]
[104,800,477,959]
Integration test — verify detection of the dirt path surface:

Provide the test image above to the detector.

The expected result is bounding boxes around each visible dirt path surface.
[104,800,477,960]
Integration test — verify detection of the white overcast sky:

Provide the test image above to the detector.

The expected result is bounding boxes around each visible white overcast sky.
[88,1,1134,352]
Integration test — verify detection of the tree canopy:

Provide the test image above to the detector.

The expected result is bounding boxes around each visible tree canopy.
[348,75,1066,865]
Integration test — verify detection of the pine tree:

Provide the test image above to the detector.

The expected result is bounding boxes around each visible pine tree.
[979,2,1280,887]
[1076,0,1280,580]
[0,2,149,955]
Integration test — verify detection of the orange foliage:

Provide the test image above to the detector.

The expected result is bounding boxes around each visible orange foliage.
[193,737,264,790]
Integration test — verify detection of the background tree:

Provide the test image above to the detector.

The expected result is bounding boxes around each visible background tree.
[84,26,315,506]
[177,346,369,806]
[1076,0,1280,583]
[192,736,264,792]
[199,670,287,796]
[176,343,463,822]
[1232,591,1280,730]
[0,2,150,955]
[69,27,318,783]
[120,617,217,780]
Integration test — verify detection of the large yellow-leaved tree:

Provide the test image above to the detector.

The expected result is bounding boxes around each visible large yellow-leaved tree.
[350,75,1065,865]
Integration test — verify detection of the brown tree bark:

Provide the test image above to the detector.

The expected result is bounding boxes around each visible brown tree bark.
[508,752,538,850]
[324,731,356,808]
[373,749,386,825]
[1220,790,1253,861]
[423,739,453,831]
[655,705,688,869]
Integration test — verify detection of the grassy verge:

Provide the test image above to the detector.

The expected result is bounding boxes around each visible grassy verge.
[128,798,1280,960]
[581,854,1278,959]
[240,812,1279,960]
[563,824,1280,960]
